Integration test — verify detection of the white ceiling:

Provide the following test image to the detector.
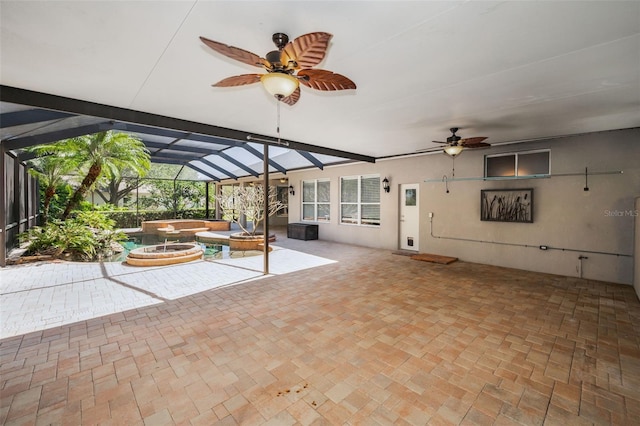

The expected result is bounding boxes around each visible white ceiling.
[1,1,639,158]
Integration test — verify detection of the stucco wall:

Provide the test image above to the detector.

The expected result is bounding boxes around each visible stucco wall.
[288,128,639,285]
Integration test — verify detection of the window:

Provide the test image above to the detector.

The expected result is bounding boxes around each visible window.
[485,150,550,178]
[302,179,330,222]
[340,175,380,226]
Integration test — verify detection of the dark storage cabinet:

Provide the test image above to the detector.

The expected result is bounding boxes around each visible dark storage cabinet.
[287,223,319,240]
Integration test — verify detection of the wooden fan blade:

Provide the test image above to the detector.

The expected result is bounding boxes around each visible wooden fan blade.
[283,32,332,69]
[460,136,488,146]
[279,87,301,106]
[432,140,448,145]
[200,36,268,68]
[298,69,357,91]
[462,142,491,149]
[212,74,262,87]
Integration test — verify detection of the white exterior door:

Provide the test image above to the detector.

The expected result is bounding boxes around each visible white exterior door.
[399,183,419,251]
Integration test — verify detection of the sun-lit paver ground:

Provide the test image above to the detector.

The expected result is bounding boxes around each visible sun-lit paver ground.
[0,246,335,339]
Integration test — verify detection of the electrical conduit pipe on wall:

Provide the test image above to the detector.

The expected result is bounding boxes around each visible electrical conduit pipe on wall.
[428,216,632,278]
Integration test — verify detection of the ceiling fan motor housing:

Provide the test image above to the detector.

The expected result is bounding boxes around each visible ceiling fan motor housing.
[266,50,283,68]
[447,127,461,144]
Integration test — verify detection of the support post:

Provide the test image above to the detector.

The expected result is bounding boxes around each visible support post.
[205,181,210,218]
[215,183,222,220]
[263,144,270,275]
[135,177,139,227]
[0,144,6,267]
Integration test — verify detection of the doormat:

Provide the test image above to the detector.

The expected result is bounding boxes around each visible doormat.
[410,253,458,265]
[392,250,418,256]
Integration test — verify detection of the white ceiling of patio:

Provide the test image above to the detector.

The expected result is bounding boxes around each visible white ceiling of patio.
[1,1,639,178]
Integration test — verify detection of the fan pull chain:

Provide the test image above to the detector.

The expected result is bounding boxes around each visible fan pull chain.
[272,98,289,147]
[277,98,281,143]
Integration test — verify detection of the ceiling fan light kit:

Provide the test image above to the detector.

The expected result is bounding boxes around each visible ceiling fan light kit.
[260,73,299,98]
[444,144,464,157]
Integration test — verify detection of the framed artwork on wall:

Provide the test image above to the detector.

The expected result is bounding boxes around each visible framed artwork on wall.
[481,188,533,223]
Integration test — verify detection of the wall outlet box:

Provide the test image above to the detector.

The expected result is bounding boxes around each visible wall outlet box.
[428,212,434,218]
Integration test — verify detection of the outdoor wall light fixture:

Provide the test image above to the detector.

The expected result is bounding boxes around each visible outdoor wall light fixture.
[382,177,390,193]
[289,185,295,196]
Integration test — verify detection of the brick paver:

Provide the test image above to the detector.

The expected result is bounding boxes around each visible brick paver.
[1,234,639,424]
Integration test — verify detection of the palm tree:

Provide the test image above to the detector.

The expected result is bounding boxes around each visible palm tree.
[31,131,150,220]
[27,154,76,223]
[62,131,150,219]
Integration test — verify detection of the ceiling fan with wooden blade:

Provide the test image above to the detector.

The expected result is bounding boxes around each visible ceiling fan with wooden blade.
[432,127,490,157]
[199,32,356,105]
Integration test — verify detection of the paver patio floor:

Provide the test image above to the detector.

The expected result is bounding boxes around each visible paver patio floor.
[1,232,639,424]
[1,241,335,339]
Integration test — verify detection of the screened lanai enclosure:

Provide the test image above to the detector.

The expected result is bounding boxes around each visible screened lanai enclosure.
[0,86,375,266]
[85,173,291,229]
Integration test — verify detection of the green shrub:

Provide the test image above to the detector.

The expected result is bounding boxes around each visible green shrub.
[19,211,126,261]
[97,208,211,228]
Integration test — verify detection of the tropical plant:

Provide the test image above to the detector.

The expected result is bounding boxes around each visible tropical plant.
[42,183,75,222]
[26,150,78,223]
[30,131,150,220]
[19,210,126,261]
[218,185,285,236]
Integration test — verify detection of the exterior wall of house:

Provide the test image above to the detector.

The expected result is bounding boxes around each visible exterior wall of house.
[288,128,639,285]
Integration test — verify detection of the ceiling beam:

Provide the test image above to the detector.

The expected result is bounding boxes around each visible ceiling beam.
[150,158,219,181]
[149,152,201,162]
[242,144,287,174]
[2,122,112,150]
[16,151,40,162]
[246,133,375,163]
[216,151,260,178]
[149,158,188,166]
[0,85,376,163]
[0,108,75,128]
[143,142,241,179]
[111,122,245,148]
[296,150,324,170]
[185,164,220,182]
[142,140,215,156]
[198,158,238,180]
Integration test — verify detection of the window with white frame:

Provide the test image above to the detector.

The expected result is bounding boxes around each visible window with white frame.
[485,150,550,178]
[340,175,380,226]
[302,179,330,222]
